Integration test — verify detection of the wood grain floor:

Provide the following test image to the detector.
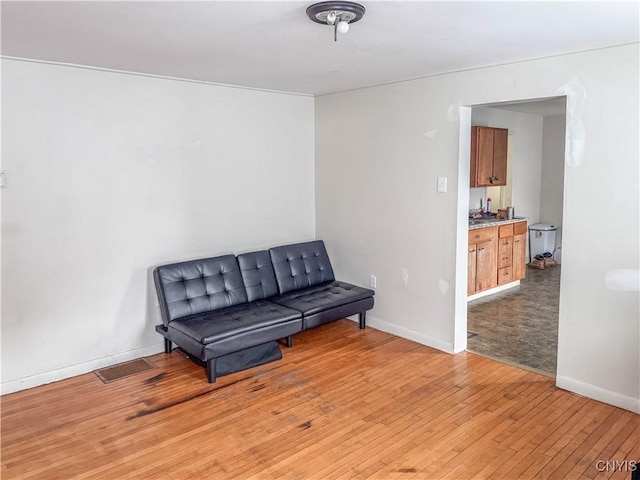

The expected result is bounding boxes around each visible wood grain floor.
[2,320,638,480]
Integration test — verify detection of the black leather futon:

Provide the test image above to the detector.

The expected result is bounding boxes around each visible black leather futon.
[154,240,375,382]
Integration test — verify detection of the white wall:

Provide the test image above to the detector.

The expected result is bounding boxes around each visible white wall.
[541,114,566,247]
[470,107,544,223]
[1,59,316,393]
[468,187,486,212]
[315,44,639,412]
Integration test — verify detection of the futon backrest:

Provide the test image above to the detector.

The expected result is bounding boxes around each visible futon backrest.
[154,255,248,325]
[237,250,279,302]
[269,240,335,294]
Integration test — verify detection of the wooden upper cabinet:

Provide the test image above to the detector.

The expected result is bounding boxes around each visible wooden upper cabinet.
[492,128,508,186]
[470,126,508,187]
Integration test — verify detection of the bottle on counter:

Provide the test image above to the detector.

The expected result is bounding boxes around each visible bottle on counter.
[486,197,492,214]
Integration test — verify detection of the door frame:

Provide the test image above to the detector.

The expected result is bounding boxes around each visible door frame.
[453,100,567,358]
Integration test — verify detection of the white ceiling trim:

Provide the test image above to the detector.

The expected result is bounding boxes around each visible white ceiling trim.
[4,41,637,99]
[0,55,314,97]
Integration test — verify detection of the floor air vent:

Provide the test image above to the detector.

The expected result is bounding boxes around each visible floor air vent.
[94,358,156,383]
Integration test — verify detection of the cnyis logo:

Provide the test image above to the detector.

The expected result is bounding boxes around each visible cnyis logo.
[595,460,638,478]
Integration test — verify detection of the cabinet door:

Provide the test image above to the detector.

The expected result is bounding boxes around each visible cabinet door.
[476,239,497,291]
[475,127,495,187]
[468,245,477,295]
[513,233,527,280]
[492,128,508,186]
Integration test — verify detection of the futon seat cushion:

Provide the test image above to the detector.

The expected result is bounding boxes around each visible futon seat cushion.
[169,300,301,344]
[270,281,374,316]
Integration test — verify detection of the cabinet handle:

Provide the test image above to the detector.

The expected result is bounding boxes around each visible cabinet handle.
[478,247,484,251]
[475,234,480,239]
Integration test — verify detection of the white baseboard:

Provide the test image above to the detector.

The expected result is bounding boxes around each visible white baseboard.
[350,314,455,354]
[1,342,165,395]
[467,280,520,302]
[556,375,640,414]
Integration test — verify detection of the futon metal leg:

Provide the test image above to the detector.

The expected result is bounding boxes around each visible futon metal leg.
[206,358,217,383]
[359,311,366,329]
[164,338,173,354]
[286,335,293,348]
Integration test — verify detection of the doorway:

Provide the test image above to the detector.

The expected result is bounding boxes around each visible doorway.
[455,97,567,377]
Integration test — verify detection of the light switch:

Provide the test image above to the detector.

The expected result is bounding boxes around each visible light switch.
[437,176,447,193]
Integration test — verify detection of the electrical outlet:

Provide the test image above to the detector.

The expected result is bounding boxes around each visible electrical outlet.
[437,176,447,193]
[369,275,377,289]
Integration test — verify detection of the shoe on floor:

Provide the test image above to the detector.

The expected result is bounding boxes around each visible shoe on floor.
[529,254,546,269]
[543,251,557,267]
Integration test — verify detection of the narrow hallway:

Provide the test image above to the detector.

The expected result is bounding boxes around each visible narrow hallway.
[467,266,560,375]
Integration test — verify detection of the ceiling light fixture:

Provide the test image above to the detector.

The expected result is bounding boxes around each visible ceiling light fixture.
[306,1,366,42]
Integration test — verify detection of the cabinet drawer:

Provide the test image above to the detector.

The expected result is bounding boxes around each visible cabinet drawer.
[468,227,495,245]
[498,237,512,269]
[499,224,514,238]
[514,221,527,235]
[497,266,513,285]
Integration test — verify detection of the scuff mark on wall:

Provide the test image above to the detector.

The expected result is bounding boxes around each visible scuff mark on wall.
[438,279,449,295]
[447,103,460,122]
[401,268,409,286]
[557,78,586,167]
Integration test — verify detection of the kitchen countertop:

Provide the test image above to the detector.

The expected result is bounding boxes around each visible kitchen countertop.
[468,217,527,230]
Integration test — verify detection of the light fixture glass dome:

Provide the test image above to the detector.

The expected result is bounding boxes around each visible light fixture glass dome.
[337,20,350,34]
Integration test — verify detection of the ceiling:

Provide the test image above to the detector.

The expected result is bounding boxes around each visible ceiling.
[2,1,639,96]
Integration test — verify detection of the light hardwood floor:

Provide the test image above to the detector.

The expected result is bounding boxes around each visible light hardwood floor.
[2,320,638,479]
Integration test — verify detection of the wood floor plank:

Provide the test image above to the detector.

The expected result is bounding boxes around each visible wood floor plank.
[2,320,638,480]
[562,408,636,478]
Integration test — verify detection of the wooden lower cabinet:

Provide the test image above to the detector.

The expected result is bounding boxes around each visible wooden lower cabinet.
[468,226,498,295]
[468,244,477,294]
[476,239,498,291]
[497,236,513,285]
[468,220,527,296]
[512,233,526,280]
